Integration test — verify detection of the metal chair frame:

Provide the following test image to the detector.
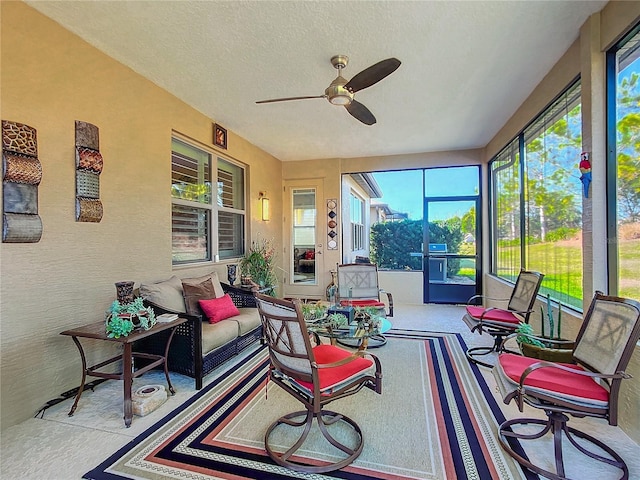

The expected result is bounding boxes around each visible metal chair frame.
[463,270,544,367]
[255,294,382,474]
[493,292,640,480]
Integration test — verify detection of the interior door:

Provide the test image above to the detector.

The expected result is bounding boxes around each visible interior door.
[283,180,325,299]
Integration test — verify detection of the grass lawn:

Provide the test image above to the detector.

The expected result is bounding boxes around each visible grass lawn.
[496,238,640,310]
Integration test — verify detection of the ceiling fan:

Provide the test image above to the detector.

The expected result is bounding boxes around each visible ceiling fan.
[256,55,401,125]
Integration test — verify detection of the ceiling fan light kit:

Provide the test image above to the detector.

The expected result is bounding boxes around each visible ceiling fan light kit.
[256,54,400,125]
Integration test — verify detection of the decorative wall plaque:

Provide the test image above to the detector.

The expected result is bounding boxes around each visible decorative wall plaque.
[3,152,42,184]
[3,213,43,242]
[327,199,338,250]
[76,198,103,223]
[2,120,38,157]
[2,120,43,243]
[75,121,103,222]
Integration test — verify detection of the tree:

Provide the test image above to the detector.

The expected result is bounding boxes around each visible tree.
[524,105,582,242]
[617,72,640,223]
[370,220,422,270]
[370,217,465,276]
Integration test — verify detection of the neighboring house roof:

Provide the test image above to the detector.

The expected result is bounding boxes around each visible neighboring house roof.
[351,172,383,198]
[371,201,409,221]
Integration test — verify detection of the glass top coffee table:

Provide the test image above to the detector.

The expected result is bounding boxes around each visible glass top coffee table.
[306,317,392,350]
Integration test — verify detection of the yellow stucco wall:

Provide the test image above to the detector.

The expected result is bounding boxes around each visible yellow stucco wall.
[0,2,282,429]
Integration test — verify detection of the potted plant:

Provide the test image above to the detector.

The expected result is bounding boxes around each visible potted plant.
[301,301,328,322]
[517,294,574,363]
[106,297,157,338]
[326,312,349,331]
[239,237,277,295]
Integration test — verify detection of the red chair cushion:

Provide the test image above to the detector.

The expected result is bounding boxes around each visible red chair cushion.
[199,294,240,324]
[297,344,373,393]
[340,299,385,308]
[466,305,520,324]
[498,353,609,402]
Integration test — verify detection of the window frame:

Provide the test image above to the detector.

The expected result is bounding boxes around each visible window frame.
[350,192,365,252]
[606,22,640,297]
[171,136,246,266]
[490,79,583,310]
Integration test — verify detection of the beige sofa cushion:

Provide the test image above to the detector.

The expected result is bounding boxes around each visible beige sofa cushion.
[139,276,186,313]
[228,308,262,336]
[201,320,239,355]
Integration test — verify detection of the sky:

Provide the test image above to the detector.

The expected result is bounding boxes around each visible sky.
[372,166,479,221]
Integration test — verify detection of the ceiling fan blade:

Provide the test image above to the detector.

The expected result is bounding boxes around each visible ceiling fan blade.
[345,100,376,125]
[256,95,324,104]
[344,58,401,93]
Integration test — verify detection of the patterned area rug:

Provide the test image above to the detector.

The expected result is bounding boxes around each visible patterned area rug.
[85,330,537,479]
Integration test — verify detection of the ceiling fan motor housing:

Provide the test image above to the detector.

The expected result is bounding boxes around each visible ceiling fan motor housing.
[325,76,353,105]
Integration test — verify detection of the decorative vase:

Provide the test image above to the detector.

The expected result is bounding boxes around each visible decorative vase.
[326,270,337,303]
[227,264,237,285]
[115,281,135,304]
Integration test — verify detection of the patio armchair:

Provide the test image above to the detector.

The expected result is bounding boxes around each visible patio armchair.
[336,262,394,317]
[462,270,544,367]
[255,294,382,474]
[493,292,640,479]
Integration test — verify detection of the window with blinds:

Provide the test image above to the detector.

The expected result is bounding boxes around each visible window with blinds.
[490,140,522,283]
[350,193,365,251]
[171,138,245,264]
[490,80,583,310]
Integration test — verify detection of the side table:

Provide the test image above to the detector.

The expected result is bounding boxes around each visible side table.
[60,317,187,427]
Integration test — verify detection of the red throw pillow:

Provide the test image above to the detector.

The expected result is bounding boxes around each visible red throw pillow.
[199,294,240,324]
[305,250,315,260]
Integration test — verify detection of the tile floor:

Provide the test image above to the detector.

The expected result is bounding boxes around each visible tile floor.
[1,303,638,479]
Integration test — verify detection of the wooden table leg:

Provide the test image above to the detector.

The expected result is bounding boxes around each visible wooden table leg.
[123,343,133,428]
[68,336,87,417]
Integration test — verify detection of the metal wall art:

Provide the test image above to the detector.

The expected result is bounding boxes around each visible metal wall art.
[75,121,103,222]
[327,198,338,250]
[2,120,43,243]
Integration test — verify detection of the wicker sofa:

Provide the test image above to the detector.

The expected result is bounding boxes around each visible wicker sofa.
[134,273,262,390]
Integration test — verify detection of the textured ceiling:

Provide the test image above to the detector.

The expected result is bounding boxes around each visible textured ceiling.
[27,0,607,161]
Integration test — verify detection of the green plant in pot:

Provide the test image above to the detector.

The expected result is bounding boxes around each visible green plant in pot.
[301,301,327,322]
[326,313,349,331]
[517,294,575,363]
[106,297,157,338]
[239,237,277,295]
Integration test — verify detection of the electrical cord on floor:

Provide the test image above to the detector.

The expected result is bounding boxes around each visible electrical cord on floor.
[34,379,107,419]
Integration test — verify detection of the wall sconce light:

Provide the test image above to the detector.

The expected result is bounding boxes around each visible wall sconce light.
[259,191,270,221]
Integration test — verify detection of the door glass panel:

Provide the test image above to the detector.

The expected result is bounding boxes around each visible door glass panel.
[425,166,479,197]
[427,200,476,256]
[614,29,640,301]
[292,188,317,284]
[426,200,476,286]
